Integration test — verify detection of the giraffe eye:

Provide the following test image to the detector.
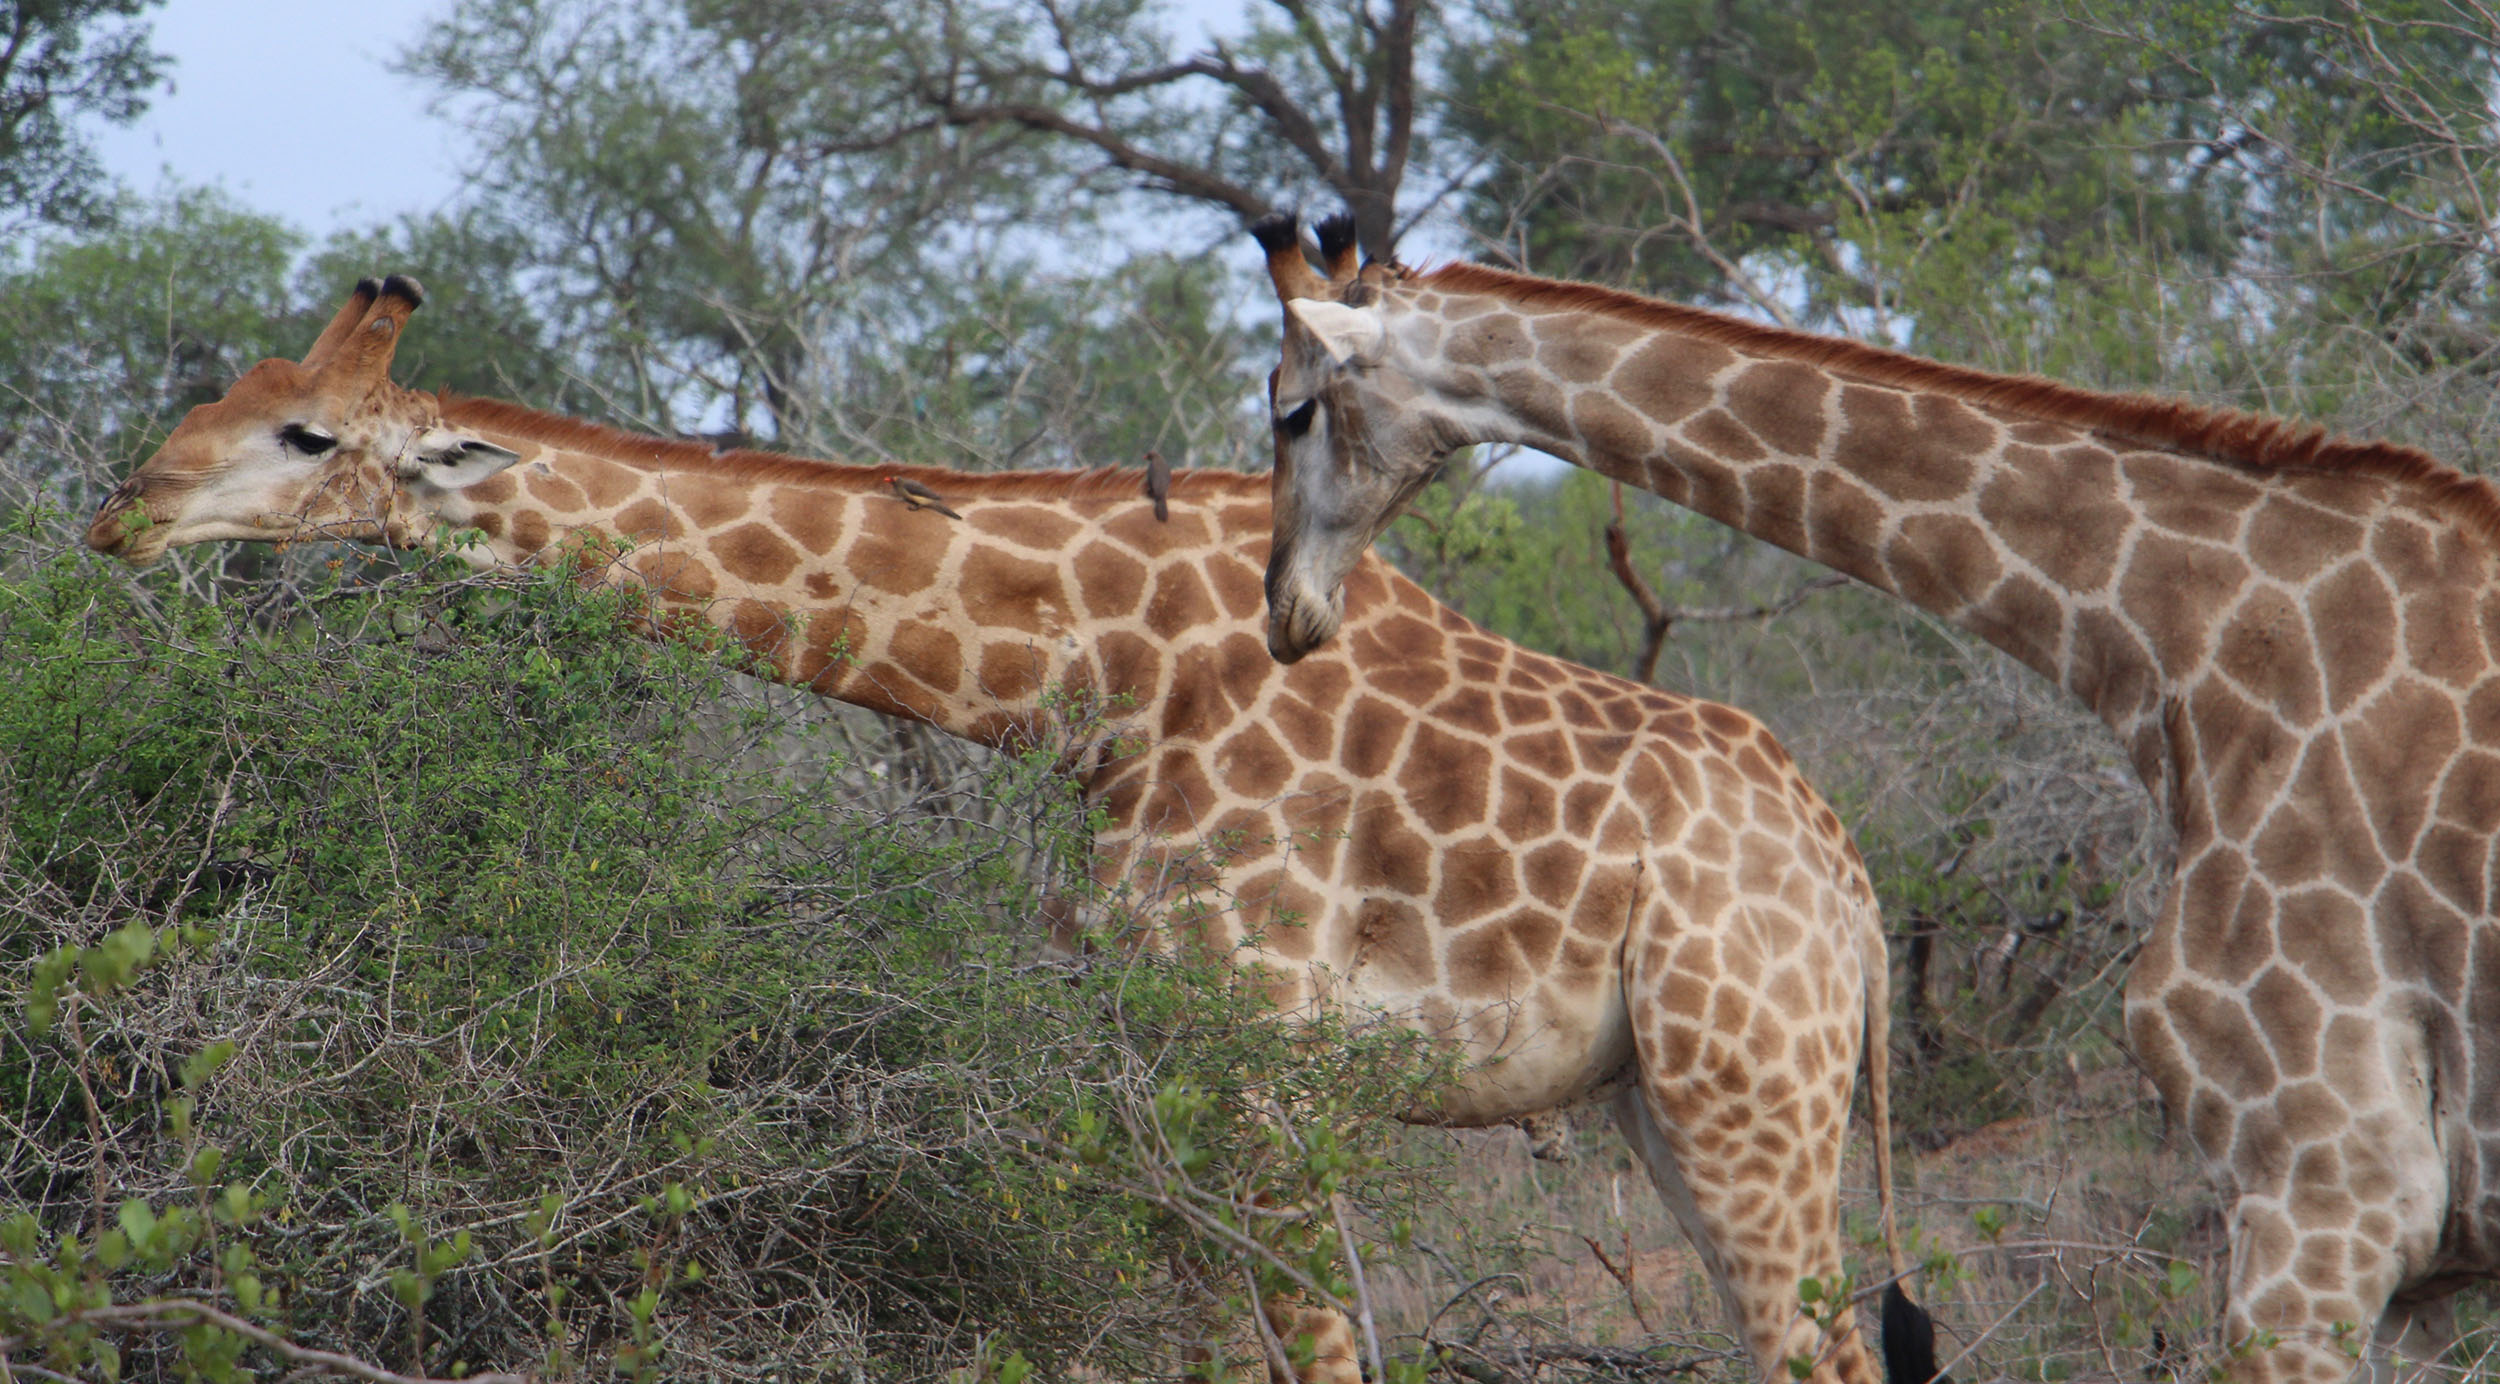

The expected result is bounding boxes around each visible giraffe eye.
[279,423,337,455]
[1278,399,1318,438]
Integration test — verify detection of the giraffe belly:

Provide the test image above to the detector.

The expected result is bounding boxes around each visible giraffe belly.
[1338,969,1639,1127]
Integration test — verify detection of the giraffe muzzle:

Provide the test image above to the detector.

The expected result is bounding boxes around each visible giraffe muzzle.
[1263,556,1344,664]
[86,478,153,557]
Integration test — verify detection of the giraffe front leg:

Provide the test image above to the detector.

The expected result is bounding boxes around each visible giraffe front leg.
[2208,1103,2448,1384]
[2132,954,2448,1382]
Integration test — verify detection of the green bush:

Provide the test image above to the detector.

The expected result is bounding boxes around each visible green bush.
[1,532,1442,1381]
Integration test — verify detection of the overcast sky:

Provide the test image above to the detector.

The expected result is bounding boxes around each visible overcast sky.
[91,0,467,236]
[90,0,1253,240]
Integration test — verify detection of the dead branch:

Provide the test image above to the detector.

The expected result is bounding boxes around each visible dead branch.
[6,1300,525,1384]
[1602,483,1849,683]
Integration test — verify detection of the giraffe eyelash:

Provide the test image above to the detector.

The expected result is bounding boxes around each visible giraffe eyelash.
[279,423,338,455]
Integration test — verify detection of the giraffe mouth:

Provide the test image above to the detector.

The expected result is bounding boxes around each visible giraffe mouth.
[1264,575,1344,664]
[87,489,171,565]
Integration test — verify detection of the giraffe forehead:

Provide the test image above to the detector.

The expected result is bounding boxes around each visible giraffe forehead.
[144,362,322,470]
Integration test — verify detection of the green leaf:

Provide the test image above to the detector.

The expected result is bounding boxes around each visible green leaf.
[180,1039,237,1089]
[116,1199,158,1249]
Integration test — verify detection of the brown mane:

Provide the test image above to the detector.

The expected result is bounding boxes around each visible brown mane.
[1415,261,2500,546]
[439,393,1265,504]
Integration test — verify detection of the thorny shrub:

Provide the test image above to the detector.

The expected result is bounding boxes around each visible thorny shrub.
[0,516,1447,1382]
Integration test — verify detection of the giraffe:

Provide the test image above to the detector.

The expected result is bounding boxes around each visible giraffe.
[87,275,1927,1384]
[1250,210,2500,1383]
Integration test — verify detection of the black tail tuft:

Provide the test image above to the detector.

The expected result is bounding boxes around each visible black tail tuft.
[1313,211,1359,262]
[1882,1282,1945,1384]
[1248,211,1301,254]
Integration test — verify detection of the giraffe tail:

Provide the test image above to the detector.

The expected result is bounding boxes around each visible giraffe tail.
[1863,917,1944,1384]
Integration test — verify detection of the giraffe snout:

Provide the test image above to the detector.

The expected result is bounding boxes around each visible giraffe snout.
[87,477,146,550]
[1263,540,1348,663]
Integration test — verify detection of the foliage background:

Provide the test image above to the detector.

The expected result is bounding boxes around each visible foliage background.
[6,0,2498,1379]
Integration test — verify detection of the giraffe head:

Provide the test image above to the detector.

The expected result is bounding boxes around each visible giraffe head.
[1251,213,1465,663]
[86,276,521,565]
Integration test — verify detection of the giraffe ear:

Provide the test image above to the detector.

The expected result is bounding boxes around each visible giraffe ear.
[1286,298,1387,367]
[400,429,522,490]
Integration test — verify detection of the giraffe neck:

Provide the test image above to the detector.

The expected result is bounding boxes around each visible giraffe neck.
[403,396,1272,755]
[1385,269,2493,797]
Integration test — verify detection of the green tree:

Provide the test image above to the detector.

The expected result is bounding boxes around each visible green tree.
[1449,0,2226,369]
[0,192,568,531]
[403,0,1272,468]
[0,188,300,512]
[2115,0,2500,468]
[0,0,167,229]
[920,0,1448,260]
[405,0,1072,444]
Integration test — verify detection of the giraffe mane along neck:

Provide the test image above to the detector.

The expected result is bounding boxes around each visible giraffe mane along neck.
[1417,261,2500,546]
[440,393,1264,503]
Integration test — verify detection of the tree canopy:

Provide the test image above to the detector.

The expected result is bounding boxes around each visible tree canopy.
[0,0,167,229]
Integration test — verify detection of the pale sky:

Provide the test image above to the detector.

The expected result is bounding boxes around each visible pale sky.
[90,0,1257,239]
[91,0,466,236]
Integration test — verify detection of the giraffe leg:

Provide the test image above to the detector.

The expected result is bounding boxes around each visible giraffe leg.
[1259,1293,1362,1384]
[2212,1121,2445,1384]
[1615,908,1881,1384]
[2365,1291,2456,1384]
[1611,1084,1877,1384]
[1176,1267,1358,1383]
[2167,1055,2447,1382]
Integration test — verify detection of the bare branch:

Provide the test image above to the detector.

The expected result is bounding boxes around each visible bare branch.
[16,1300,524,1384]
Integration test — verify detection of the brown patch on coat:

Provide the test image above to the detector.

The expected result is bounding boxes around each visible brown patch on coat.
[976,641,1045,703]
[1572,391,1657,462]
[1340,695,1408,780]
[1348,798,1432,896]
[1888,514,2001,612]
[1400,723,1495,835]
[509,509,553,553]
[675,477,751,530]
[1205,553,1266,619]
[2308,563,2400,715]
[1724,360,1830,458]
[612,497,685,544]
[770,487,844,554]
[2274,887,2379,1004]
[2341,679,2460,855]
[1216,723,1294,799]
[716,521,803,587]
[1615,337,1726,425]
[2121,533,2244,672]
[525,468,587,512]
[965,546,1066,635]
[1349,897,1436,988]
[634,550,717,602]
[1435,838,1520,922]
[971,503,1082,548]
[571,455,640,509]
[1834,385,1975,503]
[888,620,965,695]
[1141,561,1215,640]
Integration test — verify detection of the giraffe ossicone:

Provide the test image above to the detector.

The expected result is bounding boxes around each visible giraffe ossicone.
[91,275,1923,1384]
[1253,210,2500,1384]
